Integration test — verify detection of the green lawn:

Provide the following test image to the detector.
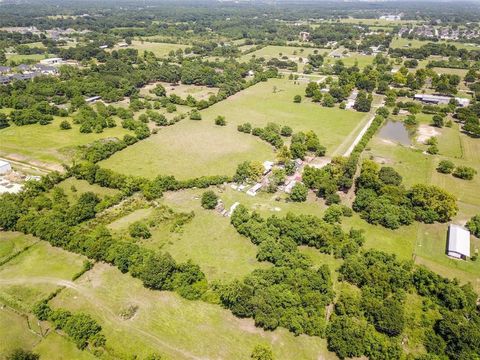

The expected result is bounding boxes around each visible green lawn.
[34,332,97,360]
[51,263,337,360]
[324,53,375,69]
[101,116,275,180]
[0,116,131,168]
[0,307,42,358]
[391,37,480,51]
[6,53,55,63]
[0,232,38,264]
[200,78,368,155]
[114,40,187,57]
[0,240,86,311]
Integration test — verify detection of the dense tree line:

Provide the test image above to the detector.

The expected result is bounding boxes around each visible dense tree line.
[353,160,458,228]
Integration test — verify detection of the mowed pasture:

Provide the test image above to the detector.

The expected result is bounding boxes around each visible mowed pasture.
[113,40,187,57]
[51,263,337,360]
[0,115,131,168]
[200,78,369,154]
[100,118,275,179]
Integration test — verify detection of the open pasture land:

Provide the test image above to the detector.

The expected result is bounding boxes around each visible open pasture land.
[333,18,418,26]
[324,52,375,69]
[6,53,55,63]
[0,116,131,168]
[140,81,219,101]
[0,232,38,264]
[51,263,337,360]
[113,40,187,57]
[241,45,331,62]
[200,78,368,154]
[101,117,275,180]
[390,37,480,51]
[0,238,87,311]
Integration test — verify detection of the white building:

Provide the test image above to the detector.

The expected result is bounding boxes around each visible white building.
[447,224,471,260]
[414,94,470,107]
[0,160,12,175]
[263,160,274,175]
[39,57,63,66]
[247,183,262,196]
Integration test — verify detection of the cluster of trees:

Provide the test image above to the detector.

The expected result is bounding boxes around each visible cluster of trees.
[6,101,68,126]
[33,301,105,350]
[437,160,477,180]
[466,214,480,238]
[67,161,230,202]
[353,160,458,228]
[328,249,480,360]
[233,161,264,183]
[218,205,366,336]
[455,102,480,137]
[290,131,325,159]
[250,122,289,149]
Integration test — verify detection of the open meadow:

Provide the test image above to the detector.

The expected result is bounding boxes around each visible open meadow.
[113,40,187,57]
[0,115,131,169]
[50,263,337,360]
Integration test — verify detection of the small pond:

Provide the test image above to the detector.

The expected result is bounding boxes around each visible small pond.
[378,120,411,146]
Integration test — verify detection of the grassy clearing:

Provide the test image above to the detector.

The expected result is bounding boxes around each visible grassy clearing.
[0,232,38,264]
[324,52,375,69]
[200,78,367,154]
[55,178,120,202]
[34,332,97,360]
[0,240,86,311]
[241,45,331,62]
[155,189,270,281]
[0,116,131,166]
[390,37,480,50]
[101,118,274,180]
[0,307,41,358]
[51,263,337,360]
[114,40,187,57]
[6,53,55,62]
[140,81,219,101]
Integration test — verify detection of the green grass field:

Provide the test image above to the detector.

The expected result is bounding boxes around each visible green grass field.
[0,232,38,264]
[391,37,480,51]
[114,40,187,57]
[0,116,131,168]
[140,81,219,101]
[201,78,368,153]
[33,332,97,360]
[324,52,375,69]
[241,45,331,62]
[51,263,337,360]
[0,239,86,311]
[6,53,55,63]
[101,114,275,180]
[0,307,42,358]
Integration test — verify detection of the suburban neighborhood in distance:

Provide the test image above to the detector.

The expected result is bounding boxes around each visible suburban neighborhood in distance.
[0,0,479,359]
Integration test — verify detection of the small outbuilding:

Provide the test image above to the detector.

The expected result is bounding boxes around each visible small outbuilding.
[0,160,12,175]
[447,224,471,260]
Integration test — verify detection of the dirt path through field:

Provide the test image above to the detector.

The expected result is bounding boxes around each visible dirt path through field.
[0,277,206,360]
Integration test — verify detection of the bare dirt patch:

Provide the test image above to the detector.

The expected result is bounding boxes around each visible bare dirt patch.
[417,124,440,144]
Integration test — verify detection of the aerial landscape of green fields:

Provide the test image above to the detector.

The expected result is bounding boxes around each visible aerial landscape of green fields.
[0,0,480,359]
